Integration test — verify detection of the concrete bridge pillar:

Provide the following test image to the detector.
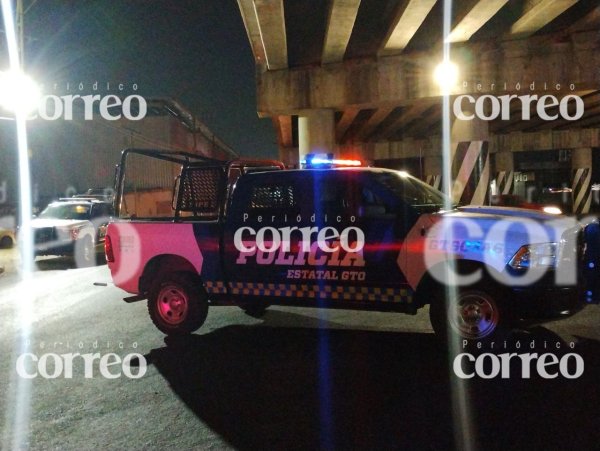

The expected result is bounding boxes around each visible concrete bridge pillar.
[450,108,490,206]
[298,109,336,161]
[572,147,592,214]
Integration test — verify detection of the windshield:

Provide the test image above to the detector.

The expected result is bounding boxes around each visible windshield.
[39,203,91,220]
[373,171,451,209]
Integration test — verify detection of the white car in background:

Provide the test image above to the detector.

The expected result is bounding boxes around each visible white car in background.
[32,198,113,265]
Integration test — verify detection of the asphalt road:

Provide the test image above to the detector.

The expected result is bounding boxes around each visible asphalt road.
[0,247,599,450]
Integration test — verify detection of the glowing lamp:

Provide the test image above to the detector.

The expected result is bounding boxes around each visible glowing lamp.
[0,69,40,115]
[433,61,459,93]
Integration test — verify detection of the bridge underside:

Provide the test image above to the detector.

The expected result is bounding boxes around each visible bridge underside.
[239,0,600,213]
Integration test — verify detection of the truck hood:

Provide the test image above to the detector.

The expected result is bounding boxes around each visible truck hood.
[420,204,583,275]
[31,218,90,229]
[434,205,578,242]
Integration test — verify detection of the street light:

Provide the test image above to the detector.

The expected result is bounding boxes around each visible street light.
[1,2,40,449]
[0,69,40,115]
[433,60,459,94]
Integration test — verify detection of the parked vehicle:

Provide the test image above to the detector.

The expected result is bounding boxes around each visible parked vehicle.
[32,197,113,265]
[105,149,599,342]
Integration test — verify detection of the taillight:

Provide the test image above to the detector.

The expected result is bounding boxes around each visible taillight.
[105,235,114,262]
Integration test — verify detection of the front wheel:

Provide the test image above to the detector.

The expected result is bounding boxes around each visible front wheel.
[0,236,13,249]
[148,272,208,335]
[429,286,511,344]
[75,235,95,267]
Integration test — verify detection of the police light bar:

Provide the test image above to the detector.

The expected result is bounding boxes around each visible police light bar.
[301,153,362,169]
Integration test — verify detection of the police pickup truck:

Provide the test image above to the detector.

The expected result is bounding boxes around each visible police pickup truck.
[105,149,599,342]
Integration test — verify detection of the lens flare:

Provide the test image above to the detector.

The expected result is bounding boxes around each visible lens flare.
[1,0,35,449]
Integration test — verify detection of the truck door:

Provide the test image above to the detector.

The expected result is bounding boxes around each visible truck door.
[316,172,414,305]
[223,170,415,306]
[223,173,308,291]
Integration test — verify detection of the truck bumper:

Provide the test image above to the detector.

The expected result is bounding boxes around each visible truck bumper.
[35,241,75,256]
[510,285,587,322]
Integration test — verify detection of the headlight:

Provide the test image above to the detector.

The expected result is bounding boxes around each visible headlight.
[56,226,83,241]
[508,243,557,269]
[542,206,562,215]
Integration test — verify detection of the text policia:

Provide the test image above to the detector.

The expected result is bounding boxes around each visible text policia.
[235,225,365,277]
[234,213,366,281]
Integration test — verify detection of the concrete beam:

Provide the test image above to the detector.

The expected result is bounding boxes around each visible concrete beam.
[322,0,362,64]
[237,0,267,65]
[490,90,598,134]
[372,138,440,160]
[404,108,440,138]
[380,0,436,55]
[257,31,600,115]
[379,101,435,140]
[491,128,600,152]
[532,93,600,131]
[535,91,599,132]
[567,5,600,33]
[510,0,579,39]
[557,107,600,129]
[446,0,509,43]
[367,128,600,161]
[355,106,395,141]
[335,107,360,141]
[254,0,288,70]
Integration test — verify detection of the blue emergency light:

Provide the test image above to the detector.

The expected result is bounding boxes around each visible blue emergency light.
[301,153,362,169]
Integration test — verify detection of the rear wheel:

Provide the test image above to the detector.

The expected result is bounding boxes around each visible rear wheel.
[429,285,511,345]
[148,272,208,335]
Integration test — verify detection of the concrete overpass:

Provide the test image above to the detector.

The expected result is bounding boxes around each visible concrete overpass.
[238,0,600,213]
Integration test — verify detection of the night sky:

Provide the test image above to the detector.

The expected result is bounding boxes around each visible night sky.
[14,0,277,158]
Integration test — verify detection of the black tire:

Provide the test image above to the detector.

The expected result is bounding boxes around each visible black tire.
[148,272,208,335]
[0,236,13,249]
[75,235,95,267]
[429,284,511,346]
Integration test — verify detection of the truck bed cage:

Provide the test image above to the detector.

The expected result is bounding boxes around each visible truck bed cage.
[114,148,285,220]
[118,148,284,171]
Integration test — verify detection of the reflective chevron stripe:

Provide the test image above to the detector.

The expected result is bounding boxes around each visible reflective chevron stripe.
[451,141,490,206]
[204,281,413,303]
[495,170,514,195]
[425,174,442,191]
[204,281,227,294]
[572,168,592,214]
